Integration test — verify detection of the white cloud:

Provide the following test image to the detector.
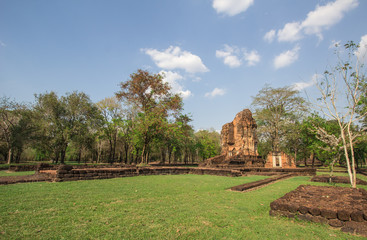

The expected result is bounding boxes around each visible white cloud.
[277,22,303,42]
[355,34,367,63]
[142,46,209,73]
[216,45,260,67]
[302,0,358,39]
[292,74,319,91]
[274,45,300,69]
[205,88,226,98]
[0,40,6,47]
[212,0,254,16]
[216,45,241,68]
[264,30,276,43]
[244,50,261,66]
[160,70,192,99]
[274,0,358,43]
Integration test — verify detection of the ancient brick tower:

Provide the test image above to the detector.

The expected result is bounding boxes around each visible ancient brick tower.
[221,109,258,159]
[199,109,263,168]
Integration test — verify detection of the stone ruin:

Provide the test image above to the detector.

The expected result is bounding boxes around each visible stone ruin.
[265,151,296,168]
[200,109,297,168]
[200,109,264,168]
[221,109,258,157]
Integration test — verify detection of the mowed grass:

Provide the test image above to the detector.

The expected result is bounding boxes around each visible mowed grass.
[1,174,367,240]
[0,171,35,177]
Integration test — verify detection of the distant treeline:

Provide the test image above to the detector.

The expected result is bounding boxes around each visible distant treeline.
[0,69,221,165]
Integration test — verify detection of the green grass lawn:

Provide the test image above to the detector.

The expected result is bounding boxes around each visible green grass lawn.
[1,174,367,240]
[0,171,35,177]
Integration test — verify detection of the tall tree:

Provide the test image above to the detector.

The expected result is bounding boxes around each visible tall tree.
[116,69,183,164]
[0,97,28,164]
[251,85,306,153]
[34,91,99,164]
[97,96,124,163]
[313,41,367,188]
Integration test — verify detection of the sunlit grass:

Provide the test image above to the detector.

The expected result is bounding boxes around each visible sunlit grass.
[1,174,366,239]
[0,171,35,177]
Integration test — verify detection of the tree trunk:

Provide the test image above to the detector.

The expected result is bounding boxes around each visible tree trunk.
[7,148,12,164]
[168,148,172,165]
[161,148,166,163]
[346,124,357,188]
[293,149,297,166]
[124,144,129,164]
[108,139,113,163]
[78,149,82,164]
[339,126,355,188]
[112,132,117,162]
[141,144,146,164]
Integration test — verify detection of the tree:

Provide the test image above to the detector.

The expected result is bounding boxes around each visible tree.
[34,91,100,164]
[313,41,367,188]
[251,85,306,153]
[65,92,102,163]
[116,69,183,164]
[0,97,31,164]
[195,129,221,161]
[96,97,124,163]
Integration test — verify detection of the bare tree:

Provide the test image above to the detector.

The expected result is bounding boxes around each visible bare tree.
[313,41,367,188]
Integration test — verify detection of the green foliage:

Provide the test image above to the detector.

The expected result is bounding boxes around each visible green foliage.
[251,85,306,152]
[33,91,102,164]
[195,129,221,161]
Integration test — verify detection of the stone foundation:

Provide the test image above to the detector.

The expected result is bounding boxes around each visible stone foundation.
[50,166,243,182]
[36,165,316,182]
[270,185,367,237]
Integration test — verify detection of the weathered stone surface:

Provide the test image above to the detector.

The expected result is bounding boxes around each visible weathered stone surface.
[309,207,321,216]
[328,219,343,228]
[288,204,299,213]
[200,109,265,168]
[298,213,313,222]
[265,151,296,168]
[351,211,364,222]
[299,205,309,214]
[269,185,367,237]
[221,109,258,157]
[344,221,367,236]
[320,209,337,219]
[337,210,351,221]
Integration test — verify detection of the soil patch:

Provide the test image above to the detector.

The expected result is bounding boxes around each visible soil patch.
[270,185,367,237]
[311,175,367,185]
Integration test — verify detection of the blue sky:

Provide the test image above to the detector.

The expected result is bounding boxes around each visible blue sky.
[1,0,366,130]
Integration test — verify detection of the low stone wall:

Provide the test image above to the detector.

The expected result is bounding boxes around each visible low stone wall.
[230,173,294,192]
[270,185,367,237]
[311,175,367,185]
[238,167,316,176]
[8,164,39,172]
[53,166,242,182]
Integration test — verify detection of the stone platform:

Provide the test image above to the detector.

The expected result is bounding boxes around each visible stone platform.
[270,185,367,237]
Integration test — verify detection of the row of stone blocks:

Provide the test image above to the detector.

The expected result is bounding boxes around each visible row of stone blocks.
[269,207,367,236]
[54,167,242,182]
[230,173,293,192]
[239,167,316,176]
[269,185,367,236]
